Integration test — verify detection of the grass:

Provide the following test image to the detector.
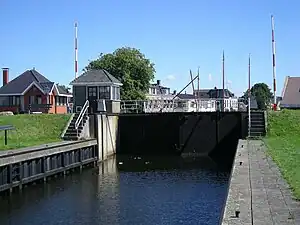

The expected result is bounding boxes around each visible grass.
[0,114,71,150]
[264,109,300,199]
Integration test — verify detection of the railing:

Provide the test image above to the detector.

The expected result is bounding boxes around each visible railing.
[75,100,89,135]
[28,104,52,113]
[120,98,240,114]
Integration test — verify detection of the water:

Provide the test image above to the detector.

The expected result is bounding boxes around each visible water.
[0,156,230,225]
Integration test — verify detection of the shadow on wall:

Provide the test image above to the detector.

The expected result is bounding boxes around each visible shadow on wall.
[117,112,249,169]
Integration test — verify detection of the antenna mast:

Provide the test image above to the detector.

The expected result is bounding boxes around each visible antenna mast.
[248,54,251,137]
[271,15,277,105]
[75,22,78,79]
[222,50,225,112]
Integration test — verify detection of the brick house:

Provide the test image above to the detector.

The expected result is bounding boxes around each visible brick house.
[0,68,72,114]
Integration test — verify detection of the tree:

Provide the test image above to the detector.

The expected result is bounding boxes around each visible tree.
[242,83,273,110]
[85,47,156,100]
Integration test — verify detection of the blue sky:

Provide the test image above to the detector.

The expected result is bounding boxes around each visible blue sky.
[0,0,299,97]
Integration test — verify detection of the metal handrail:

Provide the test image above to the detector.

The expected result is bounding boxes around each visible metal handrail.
[75,100,89,130]
[120,98,239,113]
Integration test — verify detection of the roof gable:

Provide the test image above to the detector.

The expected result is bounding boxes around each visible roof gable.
[70,69,122,85]
[281,77,300,107]
[0,69,53,95]
[194,88,234,98]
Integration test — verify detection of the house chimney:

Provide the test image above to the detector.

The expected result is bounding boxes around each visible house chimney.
[157,80,161,86]
[173,90,177,95]
[2,68,9,86]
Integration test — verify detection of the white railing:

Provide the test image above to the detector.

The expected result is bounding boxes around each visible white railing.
[75,100,89,135]
[120,98,239,113]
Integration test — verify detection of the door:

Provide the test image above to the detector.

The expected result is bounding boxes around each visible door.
[88,87,97,113]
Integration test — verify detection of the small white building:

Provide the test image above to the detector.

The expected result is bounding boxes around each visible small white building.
[176,88,239,112]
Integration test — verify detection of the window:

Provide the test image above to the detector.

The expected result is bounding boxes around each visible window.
[99,86,110,99]
[0,97,9,106]
[55,96,67,106]
[29,96,34,104]
[110,86,121,100]
[116,87,120,100]
[88,87,97,97]
[112,86,116,100]
[151,88,155,94]
[14,96,20,105]
[36,95,42,104]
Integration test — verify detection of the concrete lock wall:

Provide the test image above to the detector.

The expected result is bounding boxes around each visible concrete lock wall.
[97,114,119,161]
[117,112,252,168]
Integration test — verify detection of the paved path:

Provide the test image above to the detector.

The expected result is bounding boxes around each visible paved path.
[221,140,300,225]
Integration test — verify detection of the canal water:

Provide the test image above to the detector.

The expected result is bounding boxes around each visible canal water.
[0,156,230,225]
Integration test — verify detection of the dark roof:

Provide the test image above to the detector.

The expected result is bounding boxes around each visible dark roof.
[177,94,196,99]
[281,76,300,108]
[150,84,169,89]
[194,88,234,98]
[57,85,71,95]
[0,69,54,95]
[70,69,122,85]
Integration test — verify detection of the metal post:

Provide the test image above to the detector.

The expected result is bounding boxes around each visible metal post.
[4,130,7,145]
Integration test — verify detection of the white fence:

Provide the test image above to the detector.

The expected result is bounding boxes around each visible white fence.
[120,98,239,113]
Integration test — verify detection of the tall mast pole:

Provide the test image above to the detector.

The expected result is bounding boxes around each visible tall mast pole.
[222,50,225,112]
[75,22,78,79]
[248,54,251,137]
[271,15,277,106]
[197,67,200,112]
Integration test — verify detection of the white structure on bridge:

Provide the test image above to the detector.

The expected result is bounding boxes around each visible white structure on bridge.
[120,97,238,113]
[121,85,239,113]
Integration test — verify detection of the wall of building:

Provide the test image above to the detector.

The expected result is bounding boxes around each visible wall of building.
[24,86,48,113]
[97,114,119,161]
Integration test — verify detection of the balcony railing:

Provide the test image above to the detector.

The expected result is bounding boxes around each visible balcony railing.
[28,104,52,112]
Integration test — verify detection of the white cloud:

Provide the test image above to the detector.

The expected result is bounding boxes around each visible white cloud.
[208,74,212,82]
[166,74,176,81]
[227,80,232,84]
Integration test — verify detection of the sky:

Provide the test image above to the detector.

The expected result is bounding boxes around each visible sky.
[0,0,299,97]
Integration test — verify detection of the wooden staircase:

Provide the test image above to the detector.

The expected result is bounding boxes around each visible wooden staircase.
[249,111,266,137]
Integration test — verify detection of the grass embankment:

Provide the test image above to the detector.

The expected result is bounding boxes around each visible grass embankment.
[0,114,71,150]
[265,109,300,199]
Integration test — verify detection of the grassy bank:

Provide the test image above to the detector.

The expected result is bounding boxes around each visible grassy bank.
[0,114,71,150]
[265,109,300,199]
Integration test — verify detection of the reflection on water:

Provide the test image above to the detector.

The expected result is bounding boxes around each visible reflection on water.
[0,156,229,225]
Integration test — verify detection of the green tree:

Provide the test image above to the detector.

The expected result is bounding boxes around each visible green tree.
[242,83,273,110]
[85,47,155,100]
